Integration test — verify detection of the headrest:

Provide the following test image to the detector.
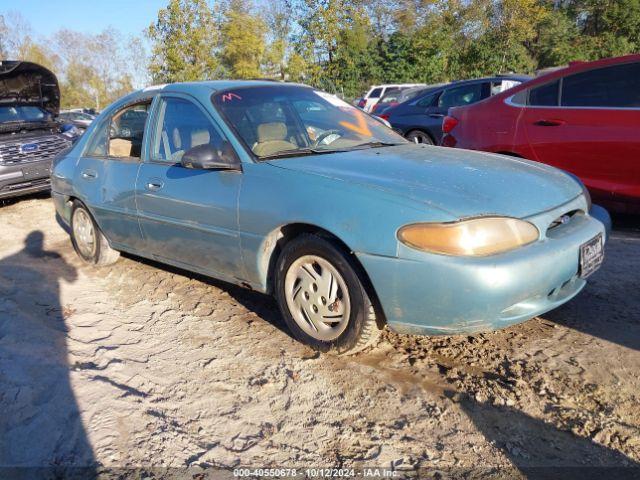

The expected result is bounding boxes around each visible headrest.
[172,127,182,149]
[257,122,287,142]
[191,129,210,147]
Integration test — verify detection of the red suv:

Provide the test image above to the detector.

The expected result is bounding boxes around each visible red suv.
[441,55,640,213]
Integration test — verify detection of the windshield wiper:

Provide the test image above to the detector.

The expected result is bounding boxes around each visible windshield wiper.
[346,141,404,150]
[259,147,346,160]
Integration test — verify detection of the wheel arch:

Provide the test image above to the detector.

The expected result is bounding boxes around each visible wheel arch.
[259,222,387,327]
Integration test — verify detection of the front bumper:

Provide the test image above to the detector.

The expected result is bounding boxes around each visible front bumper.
[358,201,610,336]
[0,159,52,199]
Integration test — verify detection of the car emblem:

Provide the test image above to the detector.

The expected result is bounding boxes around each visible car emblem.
[20,143,40,154]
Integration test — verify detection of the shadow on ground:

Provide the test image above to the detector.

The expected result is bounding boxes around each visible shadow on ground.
[544,214,640,351]
[0,231,96,477]
[454,391,640,479]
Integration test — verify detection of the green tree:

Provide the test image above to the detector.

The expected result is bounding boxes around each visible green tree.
[146,0,220,83]
[220,0,267,78]
[263,0,293,79]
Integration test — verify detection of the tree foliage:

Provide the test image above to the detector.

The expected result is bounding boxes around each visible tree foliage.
[0,12,143,109]
[147,0,220,83]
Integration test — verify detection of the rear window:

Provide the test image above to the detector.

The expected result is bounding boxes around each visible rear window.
[529,80,559,106]
[561,62,640,108]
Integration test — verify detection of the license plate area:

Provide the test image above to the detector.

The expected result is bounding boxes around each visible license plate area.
[580,233,604,278]
[22,164,50,180]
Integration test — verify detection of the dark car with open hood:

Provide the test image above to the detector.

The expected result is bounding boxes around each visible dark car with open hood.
[0,60,79,200]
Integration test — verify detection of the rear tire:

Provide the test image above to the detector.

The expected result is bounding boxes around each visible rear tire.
[275,234,380,355]
[70,201,120,266]
[406,129,434,145]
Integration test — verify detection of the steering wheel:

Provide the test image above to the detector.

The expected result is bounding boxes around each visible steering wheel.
[313,129,342,147]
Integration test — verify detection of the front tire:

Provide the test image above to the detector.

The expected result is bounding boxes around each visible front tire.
[275,234,380,355]
[70,201,120,266]
[406,129,434,145]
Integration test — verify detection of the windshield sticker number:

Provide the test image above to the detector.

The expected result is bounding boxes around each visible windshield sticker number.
[339,109,372,137]
[221,92,242,102]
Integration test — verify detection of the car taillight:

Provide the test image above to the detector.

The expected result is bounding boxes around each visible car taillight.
[379,113,390,121]
[358,99,366,108]
[442,115,459,134]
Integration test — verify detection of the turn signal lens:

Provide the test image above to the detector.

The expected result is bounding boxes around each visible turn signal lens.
[398,217,539,256]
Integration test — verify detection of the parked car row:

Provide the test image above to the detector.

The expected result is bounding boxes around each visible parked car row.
[363,54,639,213]
[355,83,425,113]
[441,54,640,213]
[59,110,96,131]
[377,75,529,144]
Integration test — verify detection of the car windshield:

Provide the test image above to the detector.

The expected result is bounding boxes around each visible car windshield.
[0,105,50,124]
[212,85,406,159]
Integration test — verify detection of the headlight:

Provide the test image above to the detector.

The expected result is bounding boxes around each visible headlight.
[398,217,539,256]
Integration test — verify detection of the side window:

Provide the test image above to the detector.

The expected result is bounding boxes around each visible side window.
[528,81,559,107]
[438,83,486,110]
[415,92,438,107]
[368,87,384,99]
[151,97,235,164]
[107,102,151,158]
[84,116,111,157]
[561,62,640,108]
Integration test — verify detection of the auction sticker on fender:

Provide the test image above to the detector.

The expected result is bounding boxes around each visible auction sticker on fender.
[580,233,604,278]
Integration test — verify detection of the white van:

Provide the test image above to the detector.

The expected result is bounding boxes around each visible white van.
[357,84,425,112]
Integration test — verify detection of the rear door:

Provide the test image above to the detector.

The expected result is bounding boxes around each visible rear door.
[520,61,640,200]
[74,100,152,251]
[135,93,243,281]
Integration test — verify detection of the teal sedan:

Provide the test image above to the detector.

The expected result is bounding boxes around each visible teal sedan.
[51,81,610,354]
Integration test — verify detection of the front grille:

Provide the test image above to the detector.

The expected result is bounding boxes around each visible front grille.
[1,177,50,192]
[0,135,70,166]
[547,210,580,231]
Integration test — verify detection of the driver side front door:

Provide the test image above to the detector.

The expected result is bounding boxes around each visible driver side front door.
[135,94,244,282]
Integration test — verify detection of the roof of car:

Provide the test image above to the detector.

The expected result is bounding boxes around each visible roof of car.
[142,79,308,94]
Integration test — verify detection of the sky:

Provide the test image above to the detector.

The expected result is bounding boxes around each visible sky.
[0,0,169,38]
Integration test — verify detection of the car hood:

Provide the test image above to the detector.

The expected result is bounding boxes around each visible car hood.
[267,144,582,219]
[0,61,60,114]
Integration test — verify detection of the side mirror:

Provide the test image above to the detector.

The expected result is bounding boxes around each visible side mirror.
[181,143,240,171]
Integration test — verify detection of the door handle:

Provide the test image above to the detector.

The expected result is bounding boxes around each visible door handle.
[81,169,97,180]
[429,113,444,118]
[145,179,164,191]
[534,119,566,127]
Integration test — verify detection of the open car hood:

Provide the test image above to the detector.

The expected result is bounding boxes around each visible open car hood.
[0,61,60,115]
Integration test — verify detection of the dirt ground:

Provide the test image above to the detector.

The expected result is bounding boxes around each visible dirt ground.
[0,195,639,478]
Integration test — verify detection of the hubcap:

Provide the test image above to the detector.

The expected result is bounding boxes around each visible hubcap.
[73,209,96,258]
[409,132,431,144]
[284,255,351,341]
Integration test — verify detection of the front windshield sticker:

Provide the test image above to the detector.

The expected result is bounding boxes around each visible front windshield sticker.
[221,92,242,102]
[339,109,372,137]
